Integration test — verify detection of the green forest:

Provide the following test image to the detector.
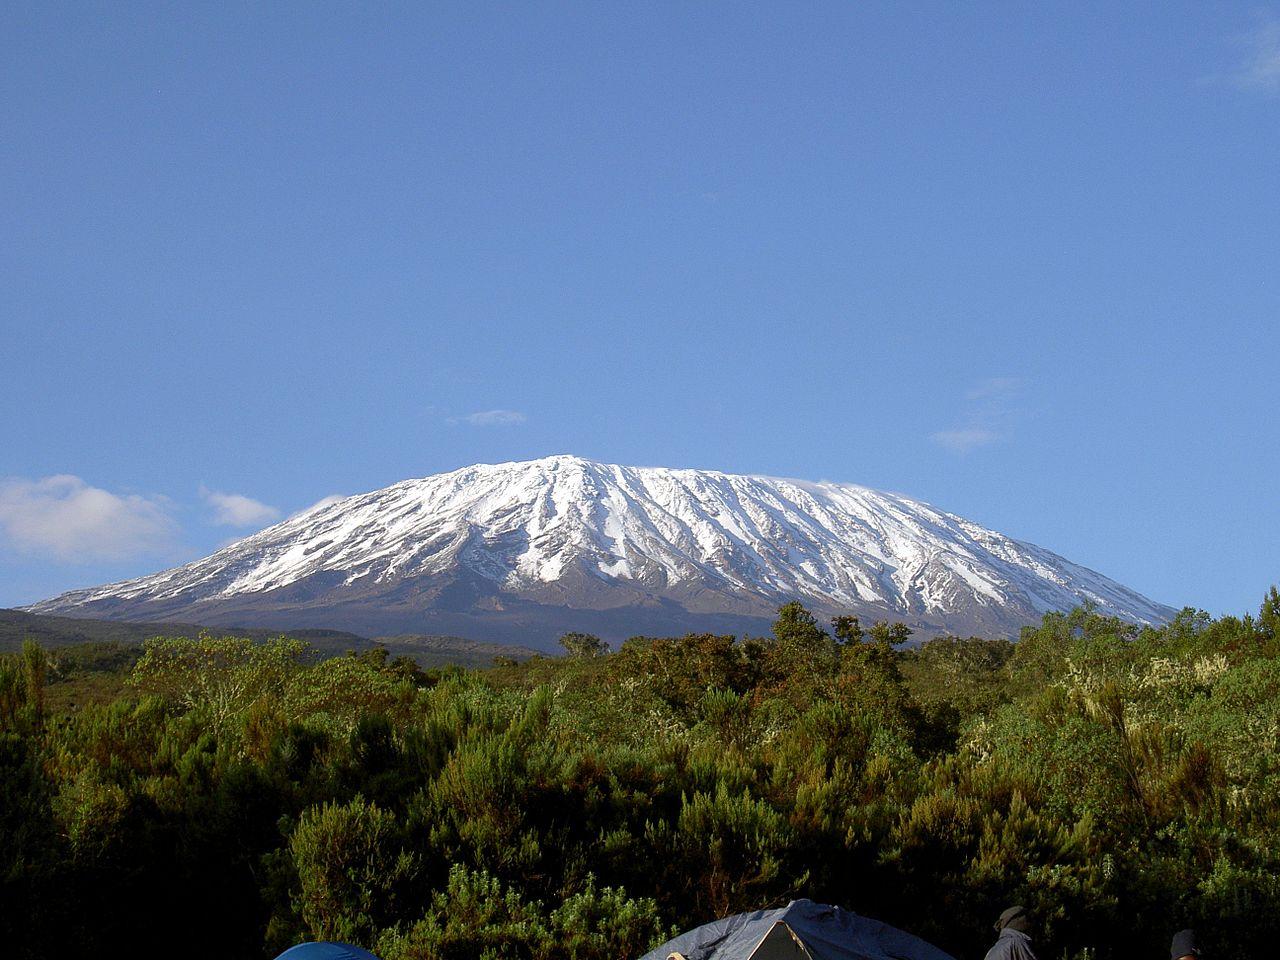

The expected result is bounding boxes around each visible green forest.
[3,591,1280,960]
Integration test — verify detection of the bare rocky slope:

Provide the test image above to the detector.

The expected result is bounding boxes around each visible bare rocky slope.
[28,456,1174,647]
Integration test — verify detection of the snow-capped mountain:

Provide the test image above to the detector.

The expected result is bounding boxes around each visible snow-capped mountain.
[28,456,1174,645]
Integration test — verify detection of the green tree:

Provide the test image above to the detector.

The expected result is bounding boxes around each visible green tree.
[130,634,308,732]
[0,657,24,728]
[377,863,548,960]
[649,783,800,917]
[832,615,863,645]
[290,797,418,944]
[550,875,672,958]
[20,640,46,721]
[1258,584,1280,642]
[558,632,607,658]
[762,602,838,687]
[772,601,828,648]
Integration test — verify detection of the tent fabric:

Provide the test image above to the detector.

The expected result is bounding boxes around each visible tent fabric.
[748,921,817,960]
[640,899,956,960]
[273,943,382,960]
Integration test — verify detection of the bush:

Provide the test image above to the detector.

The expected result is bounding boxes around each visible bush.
[290,797,418,944]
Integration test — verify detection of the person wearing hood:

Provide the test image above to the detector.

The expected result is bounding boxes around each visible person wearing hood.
[1169,929,1200,960]
[982,906,1038,960]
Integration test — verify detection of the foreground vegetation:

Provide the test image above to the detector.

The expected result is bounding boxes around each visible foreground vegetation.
[3,592,1279,959]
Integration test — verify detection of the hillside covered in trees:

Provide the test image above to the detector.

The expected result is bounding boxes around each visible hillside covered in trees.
[3,592,1279,959]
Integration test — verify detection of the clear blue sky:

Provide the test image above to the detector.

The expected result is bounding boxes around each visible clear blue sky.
[2,2,1277,616]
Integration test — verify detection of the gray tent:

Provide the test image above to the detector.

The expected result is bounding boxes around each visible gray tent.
[639,899,956,960]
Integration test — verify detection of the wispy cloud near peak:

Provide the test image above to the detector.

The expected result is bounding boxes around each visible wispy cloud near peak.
[200,487,281,527]
[930,377,1026,455]
[452,409,528,427]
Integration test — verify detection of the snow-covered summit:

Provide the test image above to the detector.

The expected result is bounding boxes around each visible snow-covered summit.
[28,455,1173,643]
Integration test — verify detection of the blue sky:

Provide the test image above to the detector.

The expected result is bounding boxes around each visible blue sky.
[2,2,1277,617]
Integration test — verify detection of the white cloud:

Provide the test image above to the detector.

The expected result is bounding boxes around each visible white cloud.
[930,427,1000,454]
[930,377,1026,454]
[200,487,281,527]
[1235,17,1280,92]
[453,409,528,427]
[0,475,178,561]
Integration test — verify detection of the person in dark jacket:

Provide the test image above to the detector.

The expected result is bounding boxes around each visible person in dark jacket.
[982,906,1038,960]
[1169,929,1200,960]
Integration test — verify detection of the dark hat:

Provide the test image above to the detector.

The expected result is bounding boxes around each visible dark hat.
[995,906,1030,933]
[1170,929,1200,959]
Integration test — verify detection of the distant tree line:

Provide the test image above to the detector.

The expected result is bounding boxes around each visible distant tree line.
[2,589,1280,959]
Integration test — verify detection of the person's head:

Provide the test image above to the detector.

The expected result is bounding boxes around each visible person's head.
[1170,929,1200,960]
[995,906,1031,936]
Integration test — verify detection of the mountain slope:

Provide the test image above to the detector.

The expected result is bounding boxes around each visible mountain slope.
[0,608,362,654]
[0,609,540,667]
[27,456,1174,645]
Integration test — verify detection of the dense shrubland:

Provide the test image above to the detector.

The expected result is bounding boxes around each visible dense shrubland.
[2,591,1279,959]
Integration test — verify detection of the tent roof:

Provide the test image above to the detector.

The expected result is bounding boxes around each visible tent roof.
[273,943,382,960]
[639,899,955,960]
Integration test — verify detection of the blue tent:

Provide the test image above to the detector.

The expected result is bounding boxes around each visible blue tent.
[639,900,955,960]
[273,943,382,960]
